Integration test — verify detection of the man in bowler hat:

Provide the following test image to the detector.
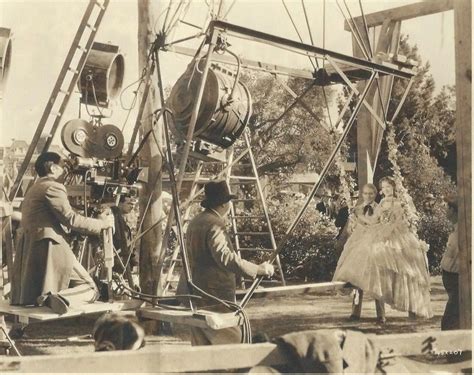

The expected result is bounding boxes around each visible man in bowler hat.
[177,180,274,345]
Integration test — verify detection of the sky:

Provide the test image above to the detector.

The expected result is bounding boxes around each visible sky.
[0,0,455,148]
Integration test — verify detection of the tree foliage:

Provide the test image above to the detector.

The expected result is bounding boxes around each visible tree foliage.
[239,71,342,192]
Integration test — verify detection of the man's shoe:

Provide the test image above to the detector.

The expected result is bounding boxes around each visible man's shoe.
[349,314,360,321]
[44,294,70,315]
[36,292,51,307]
[376,317,387,324]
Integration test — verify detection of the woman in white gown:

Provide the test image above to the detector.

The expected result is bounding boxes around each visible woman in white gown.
[333,177,432,318]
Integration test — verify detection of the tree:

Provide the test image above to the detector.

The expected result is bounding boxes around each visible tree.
[239,71,343,193]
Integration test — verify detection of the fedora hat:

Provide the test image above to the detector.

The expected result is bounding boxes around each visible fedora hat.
[201,181,237,209]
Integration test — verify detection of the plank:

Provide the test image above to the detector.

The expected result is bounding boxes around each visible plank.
[138,307,243,329]
[236,281,347,299]
[454,0,472,329]
[0,299,142,322]
[0,330,470,373]
[344,0,454,30]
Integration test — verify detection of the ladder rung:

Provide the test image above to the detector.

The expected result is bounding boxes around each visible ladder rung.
[229,176,257,180]
[234,232,270,236]
[68,67,79,75]
[231,215,266,219]
[229,181,256,185]
[59,89,70,96]
[86,23,97,31]
[50,111,61,117]
[95,1,106,10]
[77,45,88,53]
[237,248,275,252]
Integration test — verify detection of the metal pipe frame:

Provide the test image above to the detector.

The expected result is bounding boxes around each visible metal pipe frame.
[209,20,414,80]
[240,72,377,308]
[154,50,195,306]
[156,33,218,298]
[326,55,386,131]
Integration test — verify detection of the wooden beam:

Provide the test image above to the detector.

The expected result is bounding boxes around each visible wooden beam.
[167,46,414,85]
[138,308,243,329]
[236,281,347,299]
[344,0,454,31]
[454,0,472,330]
[210,20,414,80]
[0,299,142,322]
[137,0,163,298]
[0,330,470,373]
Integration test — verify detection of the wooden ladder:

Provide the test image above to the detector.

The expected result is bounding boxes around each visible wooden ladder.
[8,0,110,201]
[226,130,286,288]
[162,132,286,295]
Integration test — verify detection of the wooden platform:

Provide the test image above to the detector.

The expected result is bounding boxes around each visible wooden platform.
[0,330,470,373]
[140,282,348,329]
[138,307,242,330]
[236,281,348,298]
[0,299,142,324]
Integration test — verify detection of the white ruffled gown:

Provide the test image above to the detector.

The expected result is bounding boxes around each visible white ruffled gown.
[333,197,433,318]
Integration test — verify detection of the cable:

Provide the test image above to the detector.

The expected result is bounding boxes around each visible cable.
[222,0,237,19]
[281,0,316,71]
[335,0,369,61]
[342,0,371,59]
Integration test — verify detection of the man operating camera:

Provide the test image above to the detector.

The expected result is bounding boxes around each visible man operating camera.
[11,152,114,314]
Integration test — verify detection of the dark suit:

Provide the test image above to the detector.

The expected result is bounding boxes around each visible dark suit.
[11,177,103,306]
[177,208,259,345]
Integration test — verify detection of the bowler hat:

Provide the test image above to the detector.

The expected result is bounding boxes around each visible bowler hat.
[201,181,237,209]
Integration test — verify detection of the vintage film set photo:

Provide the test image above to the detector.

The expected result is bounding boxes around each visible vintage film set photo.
[0,0,471,373]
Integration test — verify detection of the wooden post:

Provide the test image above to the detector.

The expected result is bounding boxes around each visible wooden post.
[137,0,163,296]
[454,0,472,329]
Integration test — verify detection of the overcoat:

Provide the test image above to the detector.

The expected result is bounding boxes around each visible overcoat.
[177,209,259,309]
[11,177,104,305]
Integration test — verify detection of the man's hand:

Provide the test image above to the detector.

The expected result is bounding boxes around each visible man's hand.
[257,262,274,277]
[98,212,115,232]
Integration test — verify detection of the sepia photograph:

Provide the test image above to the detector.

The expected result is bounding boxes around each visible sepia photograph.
[0,0,471,373]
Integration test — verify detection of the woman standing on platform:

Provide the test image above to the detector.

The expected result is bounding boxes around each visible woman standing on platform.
[333,177,433,320]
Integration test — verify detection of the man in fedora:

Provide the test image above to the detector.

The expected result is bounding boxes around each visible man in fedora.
[177,180,274,346]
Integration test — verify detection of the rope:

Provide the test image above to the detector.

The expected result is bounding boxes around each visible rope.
[300,0,333,129]
[335,0,369,60]
[222,0,237,19]
[281,0,316,71]
[342,0,371,59]
[358,0,388,123]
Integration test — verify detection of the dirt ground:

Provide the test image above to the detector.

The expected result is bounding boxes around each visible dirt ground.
[9,276,452,356]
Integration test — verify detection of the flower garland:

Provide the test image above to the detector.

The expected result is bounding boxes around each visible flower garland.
[335,151,355,209]
[386,122,420,233]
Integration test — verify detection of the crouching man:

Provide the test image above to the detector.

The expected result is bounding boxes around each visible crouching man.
[177,181,274,346]
[10,152,114,314]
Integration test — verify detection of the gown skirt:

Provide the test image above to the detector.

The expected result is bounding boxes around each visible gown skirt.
[333,220,433,318]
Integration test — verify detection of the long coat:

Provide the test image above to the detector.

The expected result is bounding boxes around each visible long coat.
[177,209,259,309]
[11,177,105,305]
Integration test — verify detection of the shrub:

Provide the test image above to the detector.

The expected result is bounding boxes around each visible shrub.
[266,194,339,282]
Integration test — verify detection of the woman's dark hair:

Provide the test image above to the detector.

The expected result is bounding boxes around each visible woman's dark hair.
[34,152,62,177]
[378,176,396,196]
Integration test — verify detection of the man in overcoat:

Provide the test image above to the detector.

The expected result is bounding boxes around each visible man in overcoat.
[344,183,385,323]
[11,152,114,314]
[177,180,274,345]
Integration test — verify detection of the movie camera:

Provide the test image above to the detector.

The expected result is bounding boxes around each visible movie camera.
[61,118,140,209]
